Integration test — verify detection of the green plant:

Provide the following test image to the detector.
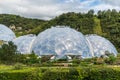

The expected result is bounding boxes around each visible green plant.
[13,63,25,70]
[0,41,20,64]
[105,55,116,64]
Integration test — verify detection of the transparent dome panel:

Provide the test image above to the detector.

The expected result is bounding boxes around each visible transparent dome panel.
[0,24,16,41]
[86,34,118,57]
[32,26,91,58]
[13,34,36,54]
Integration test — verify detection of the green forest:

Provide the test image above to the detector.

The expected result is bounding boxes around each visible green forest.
[0,9,120,52]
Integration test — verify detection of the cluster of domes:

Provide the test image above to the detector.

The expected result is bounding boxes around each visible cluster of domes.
[0,24,118,59]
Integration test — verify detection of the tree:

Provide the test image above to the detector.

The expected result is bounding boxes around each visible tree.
[97,10,102,18]
[25,53,40,64]
[87,9,94,17]
[0,41,19,63]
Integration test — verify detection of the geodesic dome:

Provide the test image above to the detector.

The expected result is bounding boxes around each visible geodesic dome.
[32,26,91,58]
[86,34,118,57]
[0,24,16,41]
[12,34,36,54]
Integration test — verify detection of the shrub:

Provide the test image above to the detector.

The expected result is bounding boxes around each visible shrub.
[82,67,120,80]
[13,63,25,70]
[67,68,79,80]
[42,69,69,80]
[0,41,19,64]
[1,66,120,80]
[105,55,116,64]
[0,70,41,80]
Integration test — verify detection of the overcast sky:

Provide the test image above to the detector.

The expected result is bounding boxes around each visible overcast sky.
[0,0,120,20]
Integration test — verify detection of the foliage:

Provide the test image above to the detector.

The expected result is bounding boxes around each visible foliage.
[0,68,41,80]
[0,9,120,52]
[72,59,81,64]
[25,53,40,65]
[105,55,116,64]
[0,40,4,45]
[0,41,19,64]
[81,67,120,80]
[42,68,79,80]
[13,63,25,70]
[97,9,120,52]
[0,14,46,36]
[40,56,52,63]
[1,65,120,80]
[0,42,40,65]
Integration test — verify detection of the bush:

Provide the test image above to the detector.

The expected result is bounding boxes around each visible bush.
[42,69,69,80]
[1,67,120,80]
[67,68,79,79]
[13,63,25,70]
[0,41,19,64]
[0,70,41,80]
[105,55,116,64]
[81,67,120,80]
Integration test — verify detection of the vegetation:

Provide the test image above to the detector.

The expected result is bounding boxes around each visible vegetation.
[0,41,119,66]
[0,9,120,79]
[0,9,120,51]
[0,41,19,64]
[0,42,40,65]
[0,14,46,36]
[0,42,120,80]
[1,65,120,80]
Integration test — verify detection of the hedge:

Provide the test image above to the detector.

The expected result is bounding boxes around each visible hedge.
[1,67,120,80]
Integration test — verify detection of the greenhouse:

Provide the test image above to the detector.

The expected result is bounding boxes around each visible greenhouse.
[31,26,118,59]
[12,34,36,54]
[0,24,117,59]
[32,26,90,59]
[0,24,16,41]
[85,35,118,57]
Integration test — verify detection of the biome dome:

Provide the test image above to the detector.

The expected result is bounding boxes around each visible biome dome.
[0,24,16,41]
[0,24,116,59]
[32,26,92,59]
[12,34,36,54]
[86,34,118,57]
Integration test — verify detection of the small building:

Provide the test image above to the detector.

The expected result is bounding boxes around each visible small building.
[9,24,16,31]
[17,27,22,31]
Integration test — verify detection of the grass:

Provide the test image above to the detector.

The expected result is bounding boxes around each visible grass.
[0,64,13,73]
[0,64,38,73]
[93,17,102,35]
[1,64,120,72]
[0,40,4,45]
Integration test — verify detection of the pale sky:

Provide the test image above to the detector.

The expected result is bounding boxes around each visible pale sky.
[0,0,120,20]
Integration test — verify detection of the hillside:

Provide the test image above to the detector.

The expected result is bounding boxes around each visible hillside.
[0,9,120,52]
[0,14,46,36]
[93,17,102,35]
